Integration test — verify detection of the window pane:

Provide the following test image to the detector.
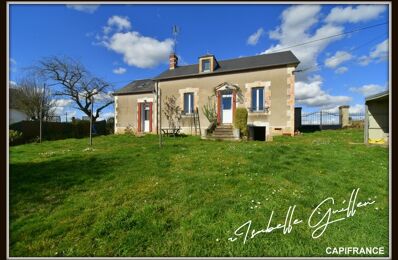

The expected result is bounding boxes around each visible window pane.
[258,88,264,110]
[202,60,210,72]
[184,93,189,113]
[251,88,257,110]
[222,96,231,109]
[184,92,194,113]
[190,93,194,113]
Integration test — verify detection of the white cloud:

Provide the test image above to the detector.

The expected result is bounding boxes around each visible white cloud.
[102,31,174,68]
[349,104,365,114]
[349,84,386,96]
[113,67,127,74]
[323,104,364,114]
[66,4,99,14]
[9,80,16,86]
[103,15,132,35]
[370,39,388,60]
[295,75,351,107]
[324,51,353,68]
[263,5,344,80]
[247,28,264,45]
[325,5,386,24]
[335,66,348,74]
[358,39,388,66]
[98,15,174,68]
[53,99,74,116]
[10,58,16,65]
[97,111,114,121]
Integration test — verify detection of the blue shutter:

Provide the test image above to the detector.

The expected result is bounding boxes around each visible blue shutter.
[258,88,264,111]
[251,88,257,111]
[184,93,189,114]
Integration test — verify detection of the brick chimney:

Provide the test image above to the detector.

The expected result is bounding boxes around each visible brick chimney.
[169,53,178,70]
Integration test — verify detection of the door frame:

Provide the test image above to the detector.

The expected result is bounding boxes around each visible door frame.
[137,102,153,133]
[216,83,237,125]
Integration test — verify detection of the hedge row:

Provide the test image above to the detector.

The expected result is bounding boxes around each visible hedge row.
[9,120,108,145]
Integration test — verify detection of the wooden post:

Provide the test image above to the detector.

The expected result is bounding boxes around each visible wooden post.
[217,90,221,125]
[89,96,93,146]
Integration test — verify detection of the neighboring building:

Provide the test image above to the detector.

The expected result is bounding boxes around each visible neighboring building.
[114,51,300,140]
[9,88,30,125]
[364,91,389,145]
[113,79,156,134]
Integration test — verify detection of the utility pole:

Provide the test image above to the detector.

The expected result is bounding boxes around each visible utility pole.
[65,112,68,123]
[89,96,94,146]
[39,83,46,143]
[158,85,162,148]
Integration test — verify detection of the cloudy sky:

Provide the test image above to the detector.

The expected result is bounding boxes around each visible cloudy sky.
[9,4,389,120]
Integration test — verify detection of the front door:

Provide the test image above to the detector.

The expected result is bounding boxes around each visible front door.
[143,103,150,132]
[222,94,232,124]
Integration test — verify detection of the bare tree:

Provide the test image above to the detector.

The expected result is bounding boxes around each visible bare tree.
[13,77,55,121]
[34,56,114,122]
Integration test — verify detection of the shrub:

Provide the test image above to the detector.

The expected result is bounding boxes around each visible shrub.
[202,96,217,124]
[9,130,23,145]
[234,107,248,136]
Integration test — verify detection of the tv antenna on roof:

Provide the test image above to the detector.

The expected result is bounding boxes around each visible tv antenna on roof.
[172,25,180,53]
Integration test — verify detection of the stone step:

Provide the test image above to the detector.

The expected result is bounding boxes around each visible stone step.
[213,129,234,134]
[208,136,240,141]
[217,124,233,129]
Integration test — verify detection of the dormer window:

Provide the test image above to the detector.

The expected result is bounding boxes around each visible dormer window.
[199,54,218,73]
[201,59,211,72]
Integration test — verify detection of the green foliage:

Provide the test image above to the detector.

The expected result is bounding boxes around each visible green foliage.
[234,107,248,136]
[202,96,217,124]
[9,120,108,145]
[9,130,23,145]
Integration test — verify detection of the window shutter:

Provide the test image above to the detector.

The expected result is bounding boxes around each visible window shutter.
[259,88,264,111]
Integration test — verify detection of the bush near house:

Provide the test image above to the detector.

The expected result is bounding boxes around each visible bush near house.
[9,120,108,145]
[234,107,248,136]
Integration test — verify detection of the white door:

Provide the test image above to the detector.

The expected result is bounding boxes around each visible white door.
[222,94,232,124]
[143,104,150,132]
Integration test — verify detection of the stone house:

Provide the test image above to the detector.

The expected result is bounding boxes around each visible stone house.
[113,51,300,141]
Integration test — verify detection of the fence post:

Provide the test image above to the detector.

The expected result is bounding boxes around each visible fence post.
[339,105,350,128]
[294,107,302,132]
[320,110,322,130]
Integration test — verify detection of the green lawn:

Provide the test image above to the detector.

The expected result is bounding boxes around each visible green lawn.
[9,129,389,257]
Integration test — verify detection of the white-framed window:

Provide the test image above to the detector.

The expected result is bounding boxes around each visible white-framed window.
[201,59,211,72]
[183,92,194,114]
[251,87,264,112]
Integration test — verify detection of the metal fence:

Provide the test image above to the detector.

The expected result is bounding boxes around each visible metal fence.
[349,112,365,122]
[302,111,340,126]
[299,110,365,131]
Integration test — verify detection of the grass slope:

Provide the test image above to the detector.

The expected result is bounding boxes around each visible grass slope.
[9,129,389,257]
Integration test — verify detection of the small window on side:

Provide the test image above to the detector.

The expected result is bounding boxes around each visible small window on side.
[184,92,194,114]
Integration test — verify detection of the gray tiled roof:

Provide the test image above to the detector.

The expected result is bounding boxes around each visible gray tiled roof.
[113,79,155,95]
[154,51,300,80]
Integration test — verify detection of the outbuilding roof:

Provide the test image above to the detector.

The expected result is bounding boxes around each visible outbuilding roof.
[113,79,155,96]
[365,90,389,102]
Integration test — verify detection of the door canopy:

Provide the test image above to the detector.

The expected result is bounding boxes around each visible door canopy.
[214,82,239,93]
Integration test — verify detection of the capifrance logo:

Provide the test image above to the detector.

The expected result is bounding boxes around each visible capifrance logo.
[326,247,385,255]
